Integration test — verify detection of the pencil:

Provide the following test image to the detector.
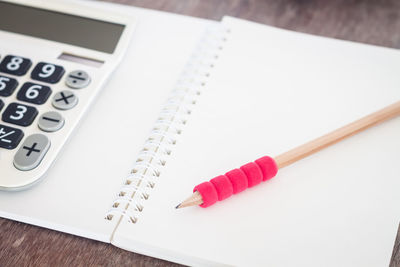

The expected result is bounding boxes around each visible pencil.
[176,100,400,209]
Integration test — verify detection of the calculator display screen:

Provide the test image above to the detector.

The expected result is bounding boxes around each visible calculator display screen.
[0,2,125,54]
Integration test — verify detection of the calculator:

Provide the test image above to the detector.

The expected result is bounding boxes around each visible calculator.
[0,0,135,190]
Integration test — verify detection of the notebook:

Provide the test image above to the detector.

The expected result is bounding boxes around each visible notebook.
[1,1,400,266]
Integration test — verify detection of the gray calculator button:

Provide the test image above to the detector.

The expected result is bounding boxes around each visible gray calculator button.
[14,134,50,171]
[38,111,65,132]
[52,90,78,110]
[65,70,91,89]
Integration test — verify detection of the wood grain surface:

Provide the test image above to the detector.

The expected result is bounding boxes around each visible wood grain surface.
[1,0,400,266]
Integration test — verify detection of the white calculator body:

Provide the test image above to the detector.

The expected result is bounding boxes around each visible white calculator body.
[0,0,135,190]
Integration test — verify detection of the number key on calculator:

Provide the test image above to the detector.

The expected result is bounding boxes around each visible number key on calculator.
[31,62,65,84]
[0,55,32,76]
[2,103,38,127]
[17,82,52,105]
[0,75,18,97]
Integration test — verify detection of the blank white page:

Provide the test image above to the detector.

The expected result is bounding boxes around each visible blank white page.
[112,17,400,266]
[0,1,213,242]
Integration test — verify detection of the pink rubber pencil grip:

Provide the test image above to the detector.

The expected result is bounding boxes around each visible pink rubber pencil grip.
[193,156,278,208]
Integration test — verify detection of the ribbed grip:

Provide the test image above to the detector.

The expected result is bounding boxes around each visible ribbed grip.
[194,156,278,207]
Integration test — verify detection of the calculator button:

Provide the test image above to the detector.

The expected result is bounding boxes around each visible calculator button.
[52,90,78,110]
[65,70,91,89]
[0,55,32,76]
[31,62,65,84]
[0,99,4,111]
[17,82,52,105]
[38,112,64,132]
[0,75,18,97]
[0,124,24,150]
[2,103,38,127]
[14,134,50,171]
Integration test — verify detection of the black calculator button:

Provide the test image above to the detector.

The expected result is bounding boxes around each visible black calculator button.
[31,62,65,84]
[0,75,18,97]
[0,99,4,111]
[0,124,24,149]
[0,55,32,76]
[2,103,38,127]
[17,82,52,105]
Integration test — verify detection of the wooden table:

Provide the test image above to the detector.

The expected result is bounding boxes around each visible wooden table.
[1,0,400,266]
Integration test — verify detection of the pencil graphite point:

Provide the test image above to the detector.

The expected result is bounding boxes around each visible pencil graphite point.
[176,191,203,209]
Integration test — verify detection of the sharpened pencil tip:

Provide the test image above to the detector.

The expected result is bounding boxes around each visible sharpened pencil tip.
[176,191,204,209]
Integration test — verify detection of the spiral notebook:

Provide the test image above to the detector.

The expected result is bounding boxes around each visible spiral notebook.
[1,1,400,266]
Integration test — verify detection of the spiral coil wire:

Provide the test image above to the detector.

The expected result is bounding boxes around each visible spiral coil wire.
[105,25,230,224]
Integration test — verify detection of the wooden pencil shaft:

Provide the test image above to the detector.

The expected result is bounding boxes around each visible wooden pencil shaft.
[274,101,400,169]
[178,101,400,209]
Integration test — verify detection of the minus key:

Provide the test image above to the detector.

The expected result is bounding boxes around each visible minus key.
[38,111,65,132]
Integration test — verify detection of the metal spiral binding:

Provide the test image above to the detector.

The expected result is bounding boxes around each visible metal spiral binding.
[105,25,230,224]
